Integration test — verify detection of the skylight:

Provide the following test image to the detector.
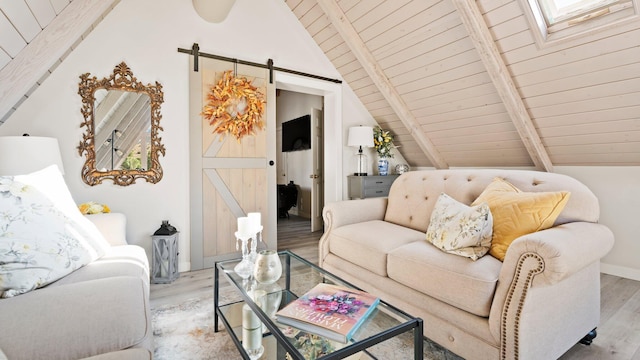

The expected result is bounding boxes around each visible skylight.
[521,0,639,46]
[539,0,621,25]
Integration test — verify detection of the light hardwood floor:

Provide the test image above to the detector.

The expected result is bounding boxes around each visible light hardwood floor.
[150,216,640,359]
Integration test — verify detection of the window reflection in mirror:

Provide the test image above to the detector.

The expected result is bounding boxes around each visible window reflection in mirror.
[94,89,152,172]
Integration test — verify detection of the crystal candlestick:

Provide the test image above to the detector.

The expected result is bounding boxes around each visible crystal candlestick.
[248,225,263,264]
[234,231,254,279]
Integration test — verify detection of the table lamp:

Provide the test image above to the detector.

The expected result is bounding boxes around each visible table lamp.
[0,135,65,175]
[347,126,374,176]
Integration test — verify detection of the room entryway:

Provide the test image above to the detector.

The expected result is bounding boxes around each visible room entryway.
[275,89,324,235]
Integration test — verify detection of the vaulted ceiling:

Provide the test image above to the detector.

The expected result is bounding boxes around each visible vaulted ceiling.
[0,0,119,124]
[1,0,638,169]
[285,0,640,169]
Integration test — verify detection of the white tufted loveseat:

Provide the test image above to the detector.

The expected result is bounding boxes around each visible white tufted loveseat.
[319,169,614,360]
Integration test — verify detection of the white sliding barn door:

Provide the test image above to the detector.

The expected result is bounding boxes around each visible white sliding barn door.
[189,57,276,270]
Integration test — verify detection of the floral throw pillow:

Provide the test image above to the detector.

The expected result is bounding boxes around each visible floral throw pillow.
[0,177,95,298]
[15,165,110,257]
[425,193,493,261]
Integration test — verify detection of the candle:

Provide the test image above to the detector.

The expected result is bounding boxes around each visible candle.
[242,304,261,329]
[161,259,168,278]
[242,304,262,350]
[237,217,251,237]
[242,327,262,351]
[248,212,261,233]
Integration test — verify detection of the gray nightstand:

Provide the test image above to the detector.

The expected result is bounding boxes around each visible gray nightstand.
[348,175,399,199]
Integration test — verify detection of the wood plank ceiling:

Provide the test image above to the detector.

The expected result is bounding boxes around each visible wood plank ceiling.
[0,0,637,168]
[0,0,120,124]
[285,0,640,168]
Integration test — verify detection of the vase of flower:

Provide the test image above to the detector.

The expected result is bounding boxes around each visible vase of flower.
[377,158,389,176]
[373,126,395,176]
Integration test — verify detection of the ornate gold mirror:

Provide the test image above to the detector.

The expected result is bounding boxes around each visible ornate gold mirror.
[78,62,165,186]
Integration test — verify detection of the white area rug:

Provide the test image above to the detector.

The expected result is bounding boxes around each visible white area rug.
[152,293,463,360]
[152,296,239,359]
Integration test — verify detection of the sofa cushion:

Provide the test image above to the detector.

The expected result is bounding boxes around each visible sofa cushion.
[387,241,502,317]
[329,220,424,277]
[471,178,570,261]
[383,170,599,234]
[0,276,150,360]
[86,213,128,246]
[426,193,493,260]
[49,245,149,288]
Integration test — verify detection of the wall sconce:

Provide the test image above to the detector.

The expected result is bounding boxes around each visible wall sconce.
[347,126,374,176]
[0,134,64,175]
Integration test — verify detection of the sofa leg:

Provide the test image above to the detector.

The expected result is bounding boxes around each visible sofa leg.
[579,328,597,345]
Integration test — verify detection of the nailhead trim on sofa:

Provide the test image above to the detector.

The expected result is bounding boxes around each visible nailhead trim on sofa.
[501,253,544,360]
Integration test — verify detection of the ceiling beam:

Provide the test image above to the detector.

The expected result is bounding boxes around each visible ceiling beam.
[451,0,553,172]
[316,0,448,169]
[0,0,119,123]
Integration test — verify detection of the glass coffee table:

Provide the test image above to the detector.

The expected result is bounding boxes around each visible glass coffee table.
[215,250,424,359]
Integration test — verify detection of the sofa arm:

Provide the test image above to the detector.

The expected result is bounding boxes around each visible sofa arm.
[322,198,388,229]
[85,212,128,246]
[319,198,388,266]
[501,222,614,286]
[489,222,614,356]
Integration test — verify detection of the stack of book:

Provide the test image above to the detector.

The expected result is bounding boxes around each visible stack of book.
[275,282,380,343]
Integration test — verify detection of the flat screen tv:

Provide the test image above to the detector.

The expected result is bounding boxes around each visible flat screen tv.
[282,115,311,152]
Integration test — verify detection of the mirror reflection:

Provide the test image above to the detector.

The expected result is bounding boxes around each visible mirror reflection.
[94,89,152,172]
[77,62,165,186]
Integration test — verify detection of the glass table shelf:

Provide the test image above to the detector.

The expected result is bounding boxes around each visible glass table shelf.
[215,250,423,360]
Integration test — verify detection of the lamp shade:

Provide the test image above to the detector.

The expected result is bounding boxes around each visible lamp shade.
[0,136,64,175]
[347,126,374,148]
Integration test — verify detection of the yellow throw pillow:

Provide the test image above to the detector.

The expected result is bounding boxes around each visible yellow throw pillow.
[471,178,570,261]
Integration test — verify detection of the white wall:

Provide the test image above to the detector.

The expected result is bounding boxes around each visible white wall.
[0,0,375,271]
[555,167,640,281]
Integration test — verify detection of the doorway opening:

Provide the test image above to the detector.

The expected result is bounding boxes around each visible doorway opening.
[275,89,323,239]
[274,71,342,251]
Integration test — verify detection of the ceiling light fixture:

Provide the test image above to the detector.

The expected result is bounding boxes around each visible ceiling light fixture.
[192,0,237,23]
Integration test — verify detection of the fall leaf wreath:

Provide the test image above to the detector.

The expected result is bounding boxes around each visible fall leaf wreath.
[202,70,266,141]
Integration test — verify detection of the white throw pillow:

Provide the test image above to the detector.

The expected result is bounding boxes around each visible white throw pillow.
[0,165,110,298]
[425,193,493,261]
[14,165,110,257]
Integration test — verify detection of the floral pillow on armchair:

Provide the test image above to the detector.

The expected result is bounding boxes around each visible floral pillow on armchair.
[0,166,108,298]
